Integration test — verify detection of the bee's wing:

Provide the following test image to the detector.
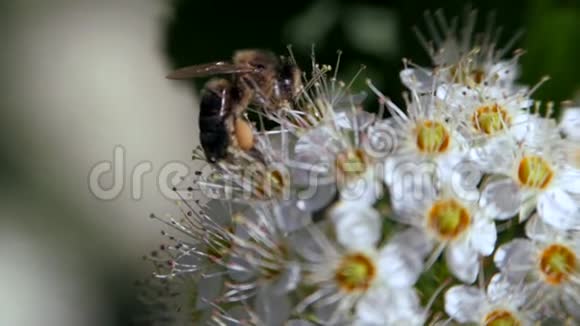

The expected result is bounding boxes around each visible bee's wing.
[166,61,257,80]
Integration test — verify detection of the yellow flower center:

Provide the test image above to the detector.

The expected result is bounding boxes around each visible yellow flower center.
[483,309,521,326]
[517,155,554,189]
[416,120,451,154]
[471,104,511,135]
[336,149,368,180]
[335,253,376,292]
[451,65,486,85]
[539,243,577,285]
[427,199,471,240]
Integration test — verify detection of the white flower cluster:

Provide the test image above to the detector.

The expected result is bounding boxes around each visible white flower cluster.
[140,10,580,326]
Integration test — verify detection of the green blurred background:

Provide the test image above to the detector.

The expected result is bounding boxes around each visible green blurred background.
[0,0,577,325]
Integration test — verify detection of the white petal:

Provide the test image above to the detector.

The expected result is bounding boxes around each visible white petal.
[441,156,482,204]
[364,119,399,159]
[518,196,537,223]
[489,61,519,82]
[356,287,390,325]
[537,188,580,230]
[436,84,478,109]
[511,114,532,144]
[255,288,291,326]
[445,239,479,283]
[274,201,312,232]
[288,227,326,262]
[386,289,424,325]
[469,136,518,173]
[333,111,351,129]
[444,285,486,323]
[400,68,434,93]
[331,203,381,250]
[563,287,580,320]
[338,174,382,206]
[480,179,521,220]
[289,159,331,186]
[389,227,434,258]
[387,157,437,221]
[269,262,301,294]
[486,273,509,302]
[295,182,337,214]
[560,107,580,140]
[294,126,337,162]
[357,286,423,326]
[493,239,535,282]
[469,217,498,256]
[486,273,527,308]
[557,169,580,195]
[378,242,423,287]
[524,214,557,242]
[520,116,559,147]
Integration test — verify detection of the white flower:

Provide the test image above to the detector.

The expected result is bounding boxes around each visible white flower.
[389,177,498,283]
[401,10,524,96]
[478,115,580,227]
[367,82,469,188]
[225,204,303,297]
[292,109,384,209]
[293,205,424,324]
[194,131,295,203]
[149,199,308,324]
[559,107,580,172]
[445,273,538,325]
[436,83,535,181]
[146,199,240,312]
[494,215,580,320]
[437,82,532,139]
[559,106,580,141]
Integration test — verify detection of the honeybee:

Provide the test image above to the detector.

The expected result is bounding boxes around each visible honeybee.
[167,50,302,163]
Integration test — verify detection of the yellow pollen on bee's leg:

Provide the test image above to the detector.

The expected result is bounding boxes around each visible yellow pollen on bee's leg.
[234,118,254,151]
